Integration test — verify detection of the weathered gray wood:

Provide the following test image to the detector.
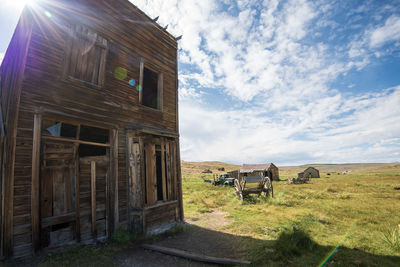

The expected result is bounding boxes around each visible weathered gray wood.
[128,138,142,209]
[1,0,182,258]
[1,8,33,258]
[145,142,157,206]
[141,244,251,265]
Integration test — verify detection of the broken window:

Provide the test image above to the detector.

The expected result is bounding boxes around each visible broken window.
[78,144,107,157]
[45,122,77,138]
[65,25,108,87]
[79,125,109,144]
[140,63,163,110]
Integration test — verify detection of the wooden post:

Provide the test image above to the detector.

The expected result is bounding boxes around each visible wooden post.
[91,161,97,238]
[74,125,81,242]
[175,140,184,221]
[31,114,42,253]
[161,138,167,201]
[165,142,172,200]
[111,129,119,232]
[145,143,156,205]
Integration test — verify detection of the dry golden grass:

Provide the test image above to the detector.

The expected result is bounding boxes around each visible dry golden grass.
[182,162,400,266]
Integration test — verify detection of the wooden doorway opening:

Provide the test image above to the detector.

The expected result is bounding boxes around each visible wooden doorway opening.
[34,117,113,250]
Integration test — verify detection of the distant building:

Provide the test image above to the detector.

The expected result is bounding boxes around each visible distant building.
[298,167,320,178]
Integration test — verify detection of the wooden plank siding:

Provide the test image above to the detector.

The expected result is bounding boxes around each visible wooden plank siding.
[0,9,34,259]
[1,0,183,259]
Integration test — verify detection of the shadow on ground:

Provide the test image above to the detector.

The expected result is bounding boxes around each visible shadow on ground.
[3,223,399,267]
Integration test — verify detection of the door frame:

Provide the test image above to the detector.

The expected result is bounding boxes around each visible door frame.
[31,113,118,252]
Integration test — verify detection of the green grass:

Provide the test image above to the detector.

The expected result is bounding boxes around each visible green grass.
[182,162,400,266]
[7,163,400,266]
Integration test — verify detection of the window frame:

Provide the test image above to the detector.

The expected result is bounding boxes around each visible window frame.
[62,24,108,88]
[139,59,163,111]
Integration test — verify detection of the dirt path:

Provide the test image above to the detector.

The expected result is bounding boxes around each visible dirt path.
[185,209,234,229]
[114,209,245,266]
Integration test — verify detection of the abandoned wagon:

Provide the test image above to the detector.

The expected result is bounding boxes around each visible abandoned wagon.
[298,167,320,178]
[0,0,183,259]
[229,163,280,181]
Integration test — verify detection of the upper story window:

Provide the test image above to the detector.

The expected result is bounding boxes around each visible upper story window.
[139,61,163,110]
[64,25,108,87]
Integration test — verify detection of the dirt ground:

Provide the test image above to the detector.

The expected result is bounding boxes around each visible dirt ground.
[2,209,247,267]
[113,209,246,267]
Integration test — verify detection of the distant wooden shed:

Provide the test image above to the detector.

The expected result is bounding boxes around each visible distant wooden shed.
[298,167,320,178]
[0,0,182,259]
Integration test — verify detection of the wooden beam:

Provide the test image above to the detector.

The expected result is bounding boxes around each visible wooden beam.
[74,125,81,242]
[158,73,163,111]
[161,139,167,201]
[111,129,119,232]
[145,143,156,206]
[165,142,172,200]
[31,114,42,253]
[42,136,110,147]
[175,140,184,222]
[139,60,144,104]
[91,161,97,238]
[141,244,251,265]
[41,212,76,228]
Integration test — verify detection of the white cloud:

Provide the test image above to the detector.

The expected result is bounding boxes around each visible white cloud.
[180,87,400,165]
[370,15,400,48]
[131,0,400,165]
[0,52,4,66]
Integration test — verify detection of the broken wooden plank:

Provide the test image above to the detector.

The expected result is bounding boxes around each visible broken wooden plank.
[141,244,251,265]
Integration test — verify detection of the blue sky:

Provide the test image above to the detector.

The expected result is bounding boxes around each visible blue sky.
[1,0,400,165]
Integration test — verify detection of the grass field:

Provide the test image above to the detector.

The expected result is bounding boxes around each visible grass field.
[10,162,399,266]
[182,162,400,266]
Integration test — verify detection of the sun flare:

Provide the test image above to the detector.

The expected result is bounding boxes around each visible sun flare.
[4,0,35,10]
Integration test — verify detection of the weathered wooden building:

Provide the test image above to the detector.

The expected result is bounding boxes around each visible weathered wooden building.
[229,163,280,181]
[0,0,183,259]
[298,167,320,178]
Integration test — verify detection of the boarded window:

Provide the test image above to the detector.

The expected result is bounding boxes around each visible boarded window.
[141,139,176,206]
[140,63,163,110]
[65,25,108,87]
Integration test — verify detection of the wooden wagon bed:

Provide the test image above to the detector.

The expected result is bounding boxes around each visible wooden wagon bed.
[234,176,273,200]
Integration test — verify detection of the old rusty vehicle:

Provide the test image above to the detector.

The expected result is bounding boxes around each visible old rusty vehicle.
[213,174,235,186]
[234,176,273,200]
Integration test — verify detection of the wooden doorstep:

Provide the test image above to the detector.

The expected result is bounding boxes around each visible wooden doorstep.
[141,244,251,265]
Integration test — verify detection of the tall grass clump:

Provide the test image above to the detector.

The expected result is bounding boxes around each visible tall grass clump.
[382,224,400,253]
[274,227,316,257]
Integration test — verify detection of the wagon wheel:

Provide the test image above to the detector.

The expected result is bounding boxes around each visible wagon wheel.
[234,179,243,200]
[263,177,273,198]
